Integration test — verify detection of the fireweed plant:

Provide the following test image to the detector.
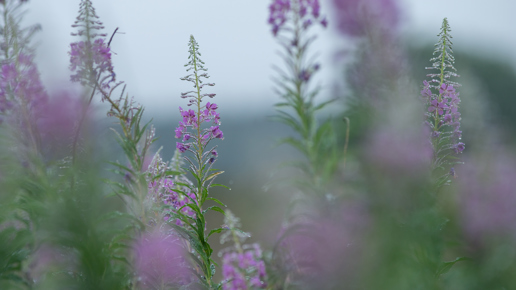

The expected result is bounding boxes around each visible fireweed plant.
[161,34,229,289]
[0,1,42,286]
[267,0,337,197]
[267,0,352,288]
[421,18,465,188]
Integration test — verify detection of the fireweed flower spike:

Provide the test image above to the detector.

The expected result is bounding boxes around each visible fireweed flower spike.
[421,18,464,187]
[219,210,267,290]
[171,35,227,288]
[146,151,198,227]
[69,0,116,92]
[332,0,400,38]
[268,0,336,196]
[269,0,327,36]
[0,53,48,152]
[268,0,347,287]
[0,1,47,154]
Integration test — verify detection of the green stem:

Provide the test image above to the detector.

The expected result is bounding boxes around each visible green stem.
[231,229,244,254]
[190,36,212,287]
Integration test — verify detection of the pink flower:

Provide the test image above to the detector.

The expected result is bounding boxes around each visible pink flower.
[133,231,191,289]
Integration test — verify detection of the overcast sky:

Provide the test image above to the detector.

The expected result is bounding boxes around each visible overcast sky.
[24,0,516,116]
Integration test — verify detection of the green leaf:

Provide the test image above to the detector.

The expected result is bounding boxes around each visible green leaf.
[205,171,224,183]
[163,170,184,176]
[277,137,307,156]
[273,110,303,134]
[313,98,336,111]
[202,206,225,216]
[167,211,197,230]
[111,255,131,266]
[436,257,470,277]
[206,197,227,207]
[207,227,228,238]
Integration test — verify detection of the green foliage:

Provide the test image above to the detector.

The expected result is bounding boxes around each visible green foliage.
[271,9,339,198]
[0,0,41,62]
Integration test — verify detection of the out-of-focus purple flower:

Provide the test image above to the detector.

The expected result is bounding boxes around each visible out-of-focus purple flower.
[268,0,327,37]
[69,38,115,90]
[449,167,456,178]
[0,54,47,116]
[268,0,291,36]
[0,53,48,147]
[134,231,190,289]
[299,70,311,82]
[458,152,516,247]
[69,0,116,92]
[320,16,328,27]
[276,202,369,287]
[339,0,404,106]
[365,127,432,177]
[332,0,400,37]
[454,142,465,154]
[37,92,88,159]
[28,244,77,284]
[222,244,267,290]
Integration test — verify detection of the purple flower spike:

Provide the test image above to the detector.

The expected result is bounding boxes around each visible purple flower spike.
[222,244,267,290]
[421,18,464,174]
[69,0,116,92]
[332,0,400,37]
[268,0,291,36]
[269,0,326,37]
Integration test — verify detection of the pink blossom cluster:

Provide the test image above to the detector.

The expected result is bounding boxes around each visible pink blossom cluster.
[268,0,327,36]
[175,102,223,153]
[332,0,400,37]
[148,177,197,226]
[69,38,115,90]
[133,231,190,289]
[0,53,47,121]
[422,81,464,153]
[222,244,267,290]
